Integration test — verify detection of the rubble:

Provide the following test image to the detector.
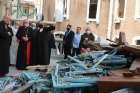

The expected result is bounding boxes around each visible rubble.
[0,32,140,93]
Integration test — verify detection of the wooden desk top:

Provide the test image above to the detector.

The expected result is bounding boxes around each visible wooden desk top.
[97,69,140,93]
[98,69,140,84]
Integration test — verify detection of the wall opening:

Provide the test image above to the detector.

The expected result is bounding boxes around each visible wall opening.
[132,36,140,45]
[136,40,140,45]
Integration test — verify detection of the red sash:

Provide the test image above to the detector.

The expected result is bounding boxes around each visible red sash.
[26,41,31,65]
[23,31,31,65]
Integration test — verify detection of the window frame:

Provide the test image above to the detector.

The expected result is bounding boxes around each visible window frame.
[135,0,140,19]
[86,0,101,24]
[119,0,127,20]
[54,0,70,21]
[114,0,127,21]
[23,7,29,15]
[132,36,140,45]
[63,0,70,20]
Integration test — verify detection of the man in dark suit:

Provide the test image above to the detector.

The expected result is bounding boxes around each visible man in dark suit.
[63,24,74,59]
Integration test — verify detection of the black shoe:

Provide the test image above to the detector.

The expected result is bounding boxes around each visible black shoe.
[64,55,67,59]
[0,73,6,77]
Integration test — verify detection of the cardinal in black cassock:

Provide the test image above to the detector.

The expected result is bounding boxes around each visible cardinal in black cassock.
[0,16,13,76]
[16,20,33,70]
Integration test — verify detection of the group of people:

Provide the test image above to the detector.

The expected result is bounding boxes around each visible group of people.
[0,16,56,76]
[16,20,56,70]
[63,24,95,59]
[0,15,95,76]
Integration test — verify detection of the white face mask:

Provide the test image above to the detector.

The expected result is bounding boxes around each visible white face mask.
[32,27,36,30]
[87,31,91,34]
[15,26,18,29]
[25,23,29,27]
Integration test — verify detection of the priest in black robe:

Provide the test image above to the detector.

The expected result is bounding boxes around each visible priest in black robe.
[0,16,13,76]
[44,25,56,65]
[16,20,33,70]
[36,24,56,65]
[36,23,44,65]
[30,23,38,65]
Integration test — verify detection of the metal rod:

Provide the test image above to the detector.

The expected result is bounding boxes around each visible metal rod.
[12,83,33,93]
[68,56,87,69]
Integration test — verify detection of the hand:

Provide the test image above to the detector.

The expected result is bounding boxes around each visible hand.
[40,28,43,32]
[22,37,28,41]
[8,32,11,36]
[87,48,90,51]
[85,38,88,40]
[81,48,86,53]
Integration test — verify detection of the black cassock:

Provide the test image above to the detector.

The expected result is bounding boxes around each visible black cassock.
[30,29,38,65]
[48,30,56,64]
[0,21,13,74]
[36,27,56,65]
[16,26,33,69]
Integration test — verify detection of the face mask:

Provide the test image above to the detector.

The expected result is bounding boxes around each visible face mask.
[87,31,90,34]
[32,27,36,30]
[15,26,18,29]
[25,23,29,27]
[67,28,70,31]
[76,30,80,33]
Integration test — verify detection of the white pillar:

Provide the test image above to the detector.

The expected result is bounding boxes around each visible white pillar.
[107,0,114,39]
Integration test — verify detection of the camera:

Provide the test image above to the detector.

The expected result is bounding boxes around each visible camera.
[44,25,55,31]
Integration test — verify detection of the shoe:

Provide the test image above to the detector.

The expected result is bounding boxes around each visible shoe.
[0,73,6,77]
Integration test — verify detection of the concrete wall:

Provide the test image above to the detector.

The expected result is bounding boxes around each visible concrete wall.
[112,0,140,44]
[43,0,110,38]
[43,0,140,44]
[43,0,55,21]
[0,0,7,20]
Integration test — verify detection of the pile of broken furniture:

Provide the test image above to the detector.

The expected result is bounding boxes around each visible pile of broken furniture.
[98,32,140,93]
[51,32,140,93]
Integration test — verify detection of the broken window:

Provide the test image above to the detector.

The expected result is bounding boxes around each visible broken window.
[63,0,70,19]
[87,0,101,23]
[114,0,126,19]
[23,7,29,15]
[118,0,126,18]
[54,0,70,22]
[88,0,98,19]
[136,40,140,45]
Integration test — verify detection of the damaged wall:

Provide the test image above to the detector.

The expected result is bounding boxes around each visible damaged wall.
[112,0,140,45]
[43,0,110,39]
